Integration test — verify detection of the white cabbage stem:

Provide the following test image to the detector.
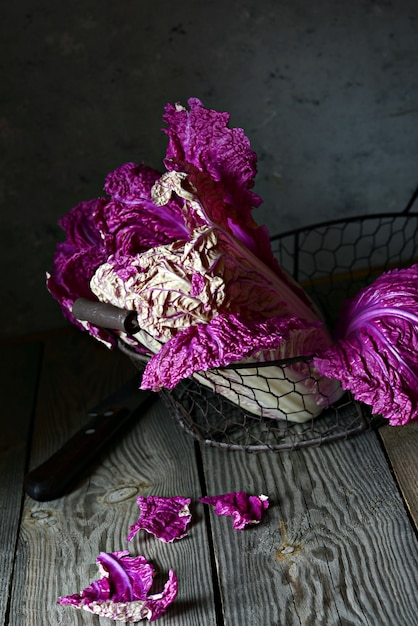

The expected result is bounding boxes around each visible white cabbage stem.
[194,364,343,423]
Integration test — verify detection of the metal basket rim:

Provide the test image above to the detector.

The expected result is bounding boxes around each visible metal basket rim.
[269,210,418,242]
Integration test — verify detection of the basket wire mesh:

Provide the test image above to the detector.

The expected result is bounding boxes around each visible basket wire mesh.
[122,212,418,451]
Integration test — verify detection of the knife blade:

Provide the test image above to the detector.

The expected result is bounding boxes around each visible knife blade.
[24,377,156,502]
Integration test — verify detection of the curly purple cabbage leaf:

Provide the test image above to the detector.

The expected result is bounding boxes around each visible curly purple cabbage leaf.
[200,492,269,529]
[46,199,113,345]
[127,495,192,542]
[314,264,418,426]
[57,551,178,622]
[141,313,323,391]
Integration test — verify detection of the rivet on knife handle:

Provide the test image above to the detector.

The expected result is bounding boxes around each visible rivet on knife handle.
[23,387,154,501]
[23,407,134,502]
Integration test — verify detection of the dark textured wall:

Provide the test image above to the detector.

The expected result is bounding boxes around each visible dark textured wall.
[2,1,418,338]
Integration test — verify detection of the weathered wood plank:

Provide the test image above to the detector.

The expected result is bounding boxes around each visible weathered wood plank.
[378,422,418,528]
[201,430,418,626]
[8,331,217,626]
[0,341,42,625]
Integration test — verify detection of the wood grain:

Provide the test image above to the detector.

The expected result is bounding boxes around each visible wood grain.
[0,341,42,625]
[379,422,418,528]
[3,329,418,626]
[201,431,418,626]
[8,331,217,626]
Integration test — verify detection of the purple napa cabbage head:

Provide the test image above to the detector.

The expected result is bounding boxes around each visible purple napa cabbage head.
[48,98,326,369]
[314,264,418,426]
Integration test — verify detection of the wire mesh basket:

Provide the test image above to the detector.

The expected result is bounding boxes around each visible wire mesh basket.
[117,211,418,451]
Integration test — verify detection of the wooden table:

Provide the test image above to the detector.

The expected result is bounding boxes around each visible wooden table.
[1,329,417,626]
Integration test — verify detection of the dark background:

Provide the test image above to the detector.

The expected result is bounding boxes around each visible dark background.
[1,0,417,338]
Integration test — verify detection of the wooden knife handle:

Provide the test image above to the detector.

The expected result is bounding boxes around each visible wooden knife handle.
[24,406,133,502]
[72,298,139,334]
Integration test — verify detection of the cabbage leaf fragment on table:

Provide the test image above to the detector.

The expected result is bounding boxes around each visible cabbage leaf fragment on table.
[200,492,269,529]
[57,551,178,622]
[127,495,192,543]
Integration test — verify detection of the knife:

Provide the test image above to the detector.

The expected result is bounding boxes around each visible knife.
[24,377,156,502]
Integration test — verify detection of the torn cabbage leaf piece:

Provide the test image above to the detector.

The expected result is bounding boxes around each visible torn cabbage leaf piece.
[200,492,269,529]
[314,264,418,426]
[57,551,178,622]
[127,495,192,542]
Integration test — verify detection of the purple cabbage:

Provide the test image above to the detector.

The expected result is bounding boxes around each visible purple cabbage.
[97,162,189,255]
[163,98,261,218]
[47,162,189,339]
[200,492,269,529]
[48,98,334,397]
[140,313,323,391]
[127,495,192,543]
[314,264,418,425]
[57,551,178,622]
[46,199,114,346]
[162,98,305,280]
